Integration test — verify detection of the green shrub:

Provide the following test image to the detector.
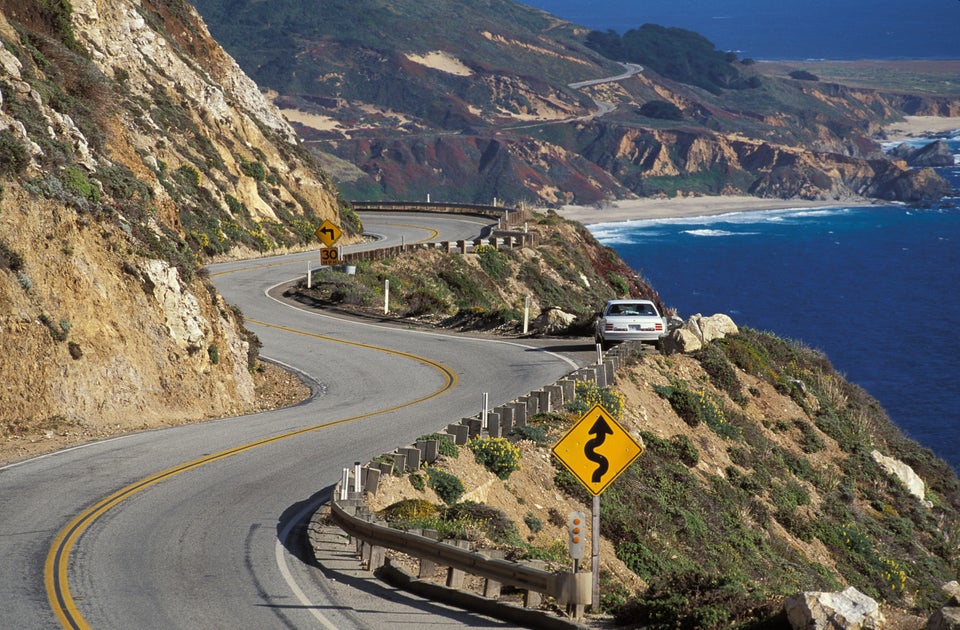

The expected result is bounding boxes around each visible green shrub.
[63,166,100,202]
[0,129,29,176]
[468,436,522,480]
[0,240,24,272]
[378,498,439,524]
[508,423,550,445]
[696,343,747,407]
[409,473,426,492]
[524,512,543,533]
[655,382,742,441]
[445,501,518,543]
[474,244,511,281]
[426,467,464,504]
[207,344,220,365]
[607,272,629,295]
[418,433,459,458]
[638,100,684,120]
[566,381,625,418]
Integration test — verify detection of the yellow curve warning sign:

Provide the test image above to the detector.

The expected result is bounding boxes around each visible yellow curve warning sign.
[551,403,644,496]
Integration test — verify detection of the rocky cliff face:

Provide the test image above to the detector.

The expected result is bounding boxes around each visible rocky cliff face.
[0,0,339,456]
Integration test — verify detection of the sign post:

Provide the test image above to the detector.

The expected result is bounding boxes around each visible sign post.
[551,403,644,608]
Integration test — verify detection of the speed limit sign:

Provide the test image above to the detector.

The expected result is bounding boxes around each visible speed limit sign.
[320,247,339,265]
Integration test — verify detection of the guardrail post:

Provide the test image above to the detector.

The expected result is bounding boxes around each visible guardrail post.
[363,466,381,494]
[511,401,527,427]
[447,423,469,445]
[496,404,514,434]
[445,540,471,588]
[522,559,546,608]
[457,240,467,254]
[465,417,482,438]
[391,451,407,472]
[418,529,439,578]
[400,447,421,471]
[416,438,438,464]
[487,412,501,438]
[536,389,550,413]
[483,549,505,598]
[558,379,576,404]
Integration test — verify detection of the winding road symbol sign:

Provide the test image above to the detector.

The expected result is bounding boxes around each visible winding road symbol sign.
[551,403,644,496]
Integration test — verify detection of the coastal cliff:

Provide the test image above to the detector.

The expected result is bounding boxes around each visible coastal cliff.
[0,0,339,458]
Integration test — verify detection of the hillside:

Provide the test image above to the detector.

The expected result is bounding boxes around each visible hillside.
[282,210,960,625]
[0,0,338,461]
[192,0,959,206]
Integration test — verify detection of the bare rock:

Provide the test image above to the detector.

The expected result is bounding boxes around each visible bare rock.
[532,306,575,334]
[785,586,884,629]
[927,607,960,630]
[944,582,960,607]
[661,328,702,354]
[871,450,927,503]
[693,313,739,342]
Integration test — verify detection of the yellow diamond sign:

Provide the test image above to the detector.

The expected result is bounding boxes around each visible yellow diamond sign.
[314,219,343,247]
[551,404,644,496]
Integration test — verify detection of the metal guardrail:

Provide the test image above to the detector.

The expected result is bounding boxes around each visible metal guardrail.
[329,494,590,603]
[349,200,532,229]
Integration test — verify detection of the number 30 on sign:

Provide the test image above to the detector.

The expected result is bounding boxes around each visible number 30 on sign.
[320,247,339,265]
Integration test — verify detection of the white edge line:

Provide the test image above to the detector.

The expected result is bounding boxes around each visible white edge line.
[0,434,132,472]
[275,495,340,630]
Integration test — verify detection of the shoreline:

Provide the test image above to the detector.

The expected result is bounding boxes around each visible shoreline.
[552,196,877,226]
[552,115,958,226]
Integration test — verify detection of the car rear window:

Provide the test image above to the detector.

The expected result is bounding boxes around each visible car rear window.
[608,303,656,316]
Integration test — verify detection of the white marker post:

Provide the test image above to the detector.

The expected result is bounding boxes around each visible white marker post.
[481,393,489,430]
[384,279,390,314]
[307,261,312,289]
[523,295,530,335]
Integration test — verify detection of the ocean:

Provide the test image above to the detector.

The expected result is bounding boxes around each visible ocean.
[586,135,960,472]
[521,0,960,60]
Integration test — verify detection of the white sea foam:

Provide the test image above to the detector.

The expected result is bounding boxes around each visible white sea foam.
[683,229,755,237]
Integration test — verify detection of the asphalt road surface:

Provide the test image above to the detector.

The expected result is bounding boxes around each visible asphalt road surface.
[0,211,594,629]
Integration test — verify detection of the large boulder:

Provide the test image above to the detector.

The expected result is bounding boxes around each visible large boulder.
[694,313,739,342]
[871,450,927,503]
[661,313,737,354]
[785,586,883,629]
[531,306,576,335]
[661,328,702,354]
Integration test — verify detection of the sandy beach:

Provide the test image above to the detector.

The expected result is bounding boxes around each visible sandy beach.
[553,116,958,225]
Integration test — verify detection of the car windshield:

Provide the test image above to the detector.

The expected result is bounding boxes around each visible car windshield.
[609,303,655,316]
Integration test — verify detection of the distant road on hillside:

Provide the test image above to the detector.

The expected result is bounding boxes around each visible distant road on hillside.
[505,61,643,129]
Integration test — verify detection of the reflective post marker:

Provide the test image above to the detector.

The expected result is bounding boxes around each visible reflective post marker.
[523,295,530,335]
[353,461,362,494]
[481,393,489,430]
[307,261,312,289]
[384,279,390,314]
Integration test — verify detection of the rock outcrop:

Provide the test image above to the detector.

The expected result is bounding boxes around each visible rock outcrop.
[871,450,928,503]
[0,0,339,450]
[785,587,884,630]
[661,313,739,354]
[889,140,956,167]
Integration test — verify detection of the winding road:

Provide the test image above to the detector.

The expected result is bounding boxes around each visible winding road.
[0,212,593,629]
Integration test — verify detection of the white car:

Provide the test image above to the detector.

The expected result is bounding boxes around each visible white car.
[594,299,667,348]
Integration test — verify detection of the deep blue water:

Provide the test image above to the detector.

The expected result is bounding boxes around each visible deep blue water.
[588,136,960,472]
[521,0,960,59]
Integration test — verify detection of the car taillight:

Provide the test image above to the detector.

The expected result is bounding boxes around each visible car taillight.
[655,323,663,331]
[604,323,614,331]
